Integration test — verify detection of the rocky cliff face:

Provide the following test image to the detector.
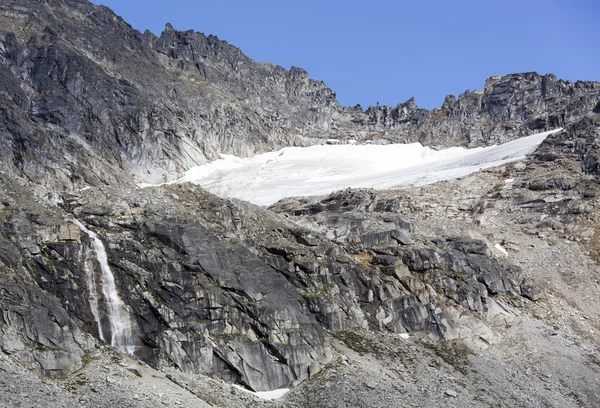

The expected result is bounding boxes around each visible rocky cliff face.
[0,0,339,191]
[0,174,525,391]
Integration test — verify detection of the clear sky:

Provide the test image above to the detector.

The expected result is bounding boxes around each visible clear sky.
[90,0,598,110]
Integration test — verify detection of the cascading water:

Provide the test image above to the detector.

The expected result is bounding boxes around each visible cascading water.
[74,220,136,355]
[82,245,104,342]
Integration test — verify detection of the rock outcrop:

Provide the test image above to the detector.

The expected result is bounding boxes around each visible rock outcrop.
[346,73,600,147]
[533,107,600,173]
[0,169,528,391]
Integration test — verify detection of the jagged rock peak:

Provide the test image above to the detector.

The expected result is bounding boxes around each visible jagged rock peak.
[356,71,599,147]
[0,0,341,190]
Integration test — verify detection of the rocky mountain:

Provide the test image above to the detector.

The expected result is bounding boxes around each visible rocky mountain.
[1,0,599,190]
[0,0,342,191]
[1,0,600,407]
[353,73,600,147]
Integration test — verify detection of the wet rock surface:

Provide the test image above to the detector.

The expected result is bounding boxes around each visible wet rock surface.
[0,175,527,390]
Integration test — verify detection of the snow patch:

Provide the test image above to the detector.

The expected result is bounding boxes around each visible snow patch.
[148,129,561,206]
[232,385,290,400]
[495,244,508,256]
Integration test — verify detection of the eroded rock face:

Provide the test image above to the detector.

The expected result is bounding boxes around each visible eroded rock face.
[0,176,93,377]
[0,0,339,190]
[0,171,529,390]
[270,190,523,338]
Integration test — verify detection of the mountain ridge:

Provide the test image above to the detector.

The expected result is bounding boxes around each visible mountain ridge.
[1,0,599,191]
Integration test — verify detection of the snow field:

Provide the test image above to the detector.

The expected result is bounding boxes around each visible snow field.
[165,129,561,206]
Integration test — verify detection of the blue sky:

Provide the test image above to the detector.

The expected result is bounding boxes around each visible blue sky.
[90,0,598,110]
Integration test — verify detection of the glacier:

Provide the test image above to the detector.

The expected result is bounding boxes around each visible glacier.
[166,129,560,206]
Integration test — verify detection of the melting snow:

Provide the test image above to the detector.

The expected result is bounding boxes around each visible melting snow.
[162,129,560,206]
[495,244,508,255]
[232,385,290,400]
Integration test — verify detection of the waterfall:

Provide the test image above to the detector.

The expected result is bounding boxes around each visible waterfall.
[74,220,136,355]
[82,245,104,342]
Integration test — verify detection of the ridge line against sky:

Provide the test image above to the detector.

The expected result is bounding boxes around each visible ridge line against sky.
[91,0,599,110]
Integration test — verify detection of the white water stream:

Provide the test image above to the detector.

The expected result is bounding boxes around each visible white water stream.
[74,220,136,355]
[82,245,104,342]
